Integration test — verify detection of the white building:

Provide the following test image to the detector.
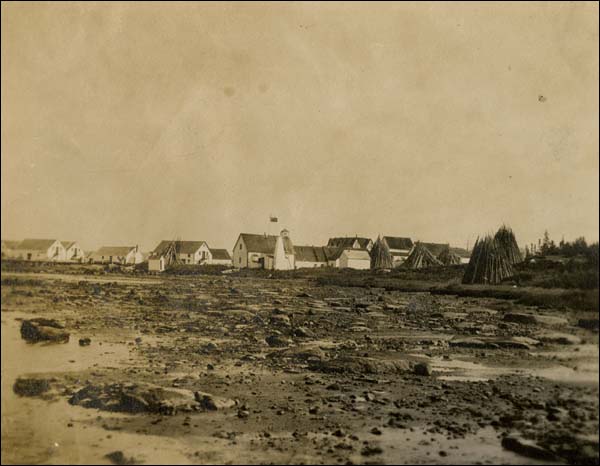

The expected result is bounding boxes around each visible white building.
[148,240,231,271]
[90,246,144,265]
[61,241,84,262]
[13,239,66,261]
[1,240,21,258]
[208,248,232,266]
[232,230,295,269]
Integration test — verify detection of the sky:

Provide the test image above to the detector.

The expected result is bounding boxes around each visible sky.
[2,2,598,252]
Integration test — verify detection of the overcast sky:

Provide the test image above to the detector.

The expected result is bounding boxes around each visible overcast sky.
[2,2,598,252]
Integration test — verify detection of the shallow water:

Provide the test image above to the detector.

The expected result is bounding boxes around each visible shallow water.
[2,272,163,285]
[371,426,562,465]
[427,350,599,385]
[1,313,150,464]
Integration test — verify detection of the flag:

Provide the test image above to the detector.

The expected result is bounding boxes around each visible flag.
[270,216,278,222]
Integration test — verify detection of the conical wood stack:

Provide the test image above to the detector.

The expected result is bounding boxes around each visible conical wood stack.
[404,242,443,269]
[370,236,394,270]
[494,225,522,265]
[437,246,462,266]
[462,235,515,284]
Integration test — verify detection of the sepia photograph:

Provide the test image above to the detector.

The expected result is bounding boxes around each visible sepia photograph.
[1,1,599,464]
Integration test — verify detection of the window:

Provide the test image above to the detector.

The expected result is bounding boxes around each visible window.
[188,253,191,258]
[238,257,241,264]
[239,244,242,250]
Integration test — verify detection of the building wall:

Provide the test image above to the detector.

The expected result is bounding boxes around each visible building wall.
[232,237,244,268]
[339,251,370,269]
[17,241,65,261]
[273,235,295,270]
[127,250,145,264]
[295,260,328,268]
[148,257,165,272]
[209,258,233,266]
[65,244,84,262]
[177,243,212,264]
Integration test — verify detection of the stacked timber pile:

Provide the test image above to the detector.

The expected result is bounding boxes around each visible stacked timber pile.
[404,242,443,269]
[437,246,462,266]
[494,225,523,265]
[163,240,181,270]
[370,236,394,270]
[462,235,514,284]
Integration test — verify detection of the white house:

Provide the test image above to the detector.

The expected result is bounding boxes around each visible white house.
[382,236,414,266]
[208,248,232,266]
[338,249,371,269]
[13,239,66,261]
[61,241,84,262]
[232,230,295,269]
[327,237,374,252]
[148,240,231,271]
[90,246,144,265]
[1,240,21,258]
[294,246,338,268]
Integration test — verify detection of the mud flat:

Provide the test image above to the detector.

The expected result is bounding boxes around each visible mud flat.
[2,272,598,464]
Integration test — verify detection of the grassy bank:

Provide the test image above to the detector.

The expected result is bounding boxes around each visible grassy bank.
[315,274,598,312]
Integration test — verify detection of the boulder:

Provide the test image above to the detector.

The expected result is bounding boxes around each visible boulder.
[503,313,568,326]
[195,391,237,411]
[449,336,539,350]
[20,318,70,343]
[105,451,137,465]
[294,326,315,338]
[309,356,409,375]
[265,335,292,347]
[578,319,599,331]
[79,337,92,346]
[536,332,582,345]
[501,435,560,461]
[69,382,198,415]
[413,362,432,376]
[13,377,51,397]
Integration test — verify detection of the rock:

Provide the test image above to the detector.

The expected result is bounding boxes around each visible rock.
[577,319,599,331]
[294,326,315,338]
[494,337,540,350]
[536,332,582,345]
[194,391,236,411]
[20,318,70,343]
[78,337,92,346]
[265,335,292,347]
[309,356,409,375]
[449,337,498,349]
[105,450,136,465]
[13,377,51,397]
[69,382,198,415]
[270,314,291,327]
[267,346,325,362]
[503,313,568,326]
[361,445,383,456]
[501,435,559,461]
[413,362,432,376]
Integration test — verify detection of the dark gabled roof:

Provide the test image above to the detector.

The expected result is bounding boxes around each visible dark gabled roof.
[420,242,450,257]
[383,236,413,250]
[95,246,135,257]
[294,245,339,262]
[327,237,372,250]
[210,248,231,260]
[61,241,77,250]
[239,233,294,254]
[17,239,58,251]
[151,240,207,256]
